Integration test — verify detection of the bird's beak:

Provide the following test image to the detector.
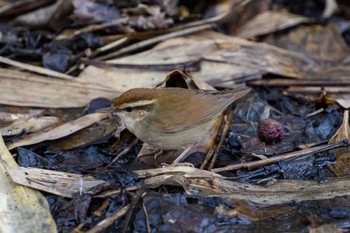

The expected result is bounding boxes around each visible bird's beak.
[96,106,114,113]
[96,106,122,115]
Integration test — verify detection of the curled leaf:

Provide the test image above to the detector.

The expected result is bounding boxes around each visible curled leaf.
[329,110,350,176]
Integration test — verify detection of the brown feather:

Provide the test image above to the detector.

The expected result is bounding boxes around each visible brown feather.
[146,87,250,132]
[113,88,158,109]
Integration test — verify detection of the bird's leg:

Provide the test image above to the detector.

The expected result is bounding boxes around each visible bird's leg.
[153,149,164,160]
[137,143,160,159]
[169,143,196,167]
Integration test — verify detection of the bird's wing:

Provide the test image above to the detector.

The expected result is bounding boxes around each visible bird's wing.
[150,87,250,133]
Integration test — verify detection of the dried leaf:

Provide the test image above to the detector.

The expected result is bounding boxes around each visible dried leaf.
[7,112,110,149]
[0,135,56,232]
[234,200,295,221]
[309,224,341,233]
[0,68,117,108]
[0,116,61,136]
[336,98,350,109]
[14,0,73,29]
[236,11,314,39]
[50,117,117,151]
[329,110,350,176]
[208,37,350,79]
[322,0,338,18]
[0,0,54,17]
[0,110,45,121]
[329,110,350,144]
[79,31,262,92]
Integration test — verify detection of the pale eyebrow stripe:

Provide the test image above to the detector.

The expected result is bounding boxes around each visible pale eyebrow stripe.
[119,99,157,108]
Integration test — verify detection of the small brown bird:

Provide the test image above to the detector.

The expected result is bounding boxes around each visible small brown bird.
[112,87,250,163]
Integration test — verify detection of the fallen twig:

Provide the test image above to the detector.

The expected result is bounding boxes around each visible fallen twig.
[212,140,350,173]
[85,204,130,233]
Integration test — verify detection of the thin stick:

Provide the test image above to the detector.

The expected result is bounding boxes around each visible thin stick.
[122,189,146,233]
[85,204,130,233]
[57,19,125,40]
[93,37,128,56]
[200,147,214,170]
[306,108,324,118]
[248,78,350,87]
[212,140,350,173]
[170,143,195,166]
[142,201,151,233]
[106,138,139,168]
[208,110,234,170]
[97,24,213,60]
[0,56,74,79]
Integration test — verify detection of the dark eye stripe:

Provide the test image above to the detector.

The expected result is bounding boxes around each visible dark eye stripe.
[125,106,133,112]
[123,103,155,112]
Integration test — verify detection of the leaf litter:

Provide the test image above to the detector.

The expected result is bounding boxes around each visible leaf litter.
[1,0,350,232]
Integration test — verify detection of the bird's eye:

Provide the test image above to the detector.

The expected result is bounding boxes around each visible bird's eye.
[125,106,133,112]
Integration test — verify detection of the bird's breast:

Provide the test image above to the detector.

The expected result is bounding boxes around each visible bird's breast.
[131,117,218,150]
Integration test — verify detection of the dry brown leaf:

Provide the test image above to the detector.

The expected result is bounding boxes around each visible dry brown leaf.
[210,0,271,34]
[7,112,110,149]
[0,116,61,136]
[14,0,73,29]
[208,37,350,79]
[236,11,314,39]
[107,37,217,66]
[95,20,349,91]
[336,98,350,109]
[81,28,350,95]
[79,31,262,92]
[329,110,350,144]
[214,205,238,217]
[50,117,117,151]
[200,60,264,85]
[328,110,350,176]
[0,110,44,123]
[309,224,341,233]
[234,200,295,221]
[0,135,56,233]
[264,23,349,64]
[0,68,117,108]
[78,65,165,92]
[322,0,338,18]
[0,0,52,17]
[78,35,218,92]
